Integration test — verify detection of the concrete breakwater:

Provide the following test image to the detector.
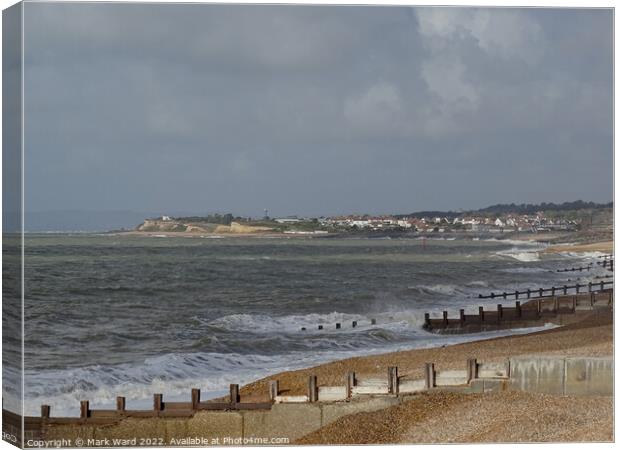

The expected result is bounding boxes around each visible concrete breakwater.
[424,289,613,334]
[4,355,612,447]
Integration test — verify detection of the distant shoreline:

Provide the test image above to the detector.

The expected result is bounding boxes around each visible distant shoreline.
[543,241,613,254]
[112,230,308,238]
[109,229,612,245]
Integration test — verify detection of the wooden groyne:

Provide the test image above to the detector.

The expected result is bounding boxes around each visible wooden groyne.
[299,281,613,333]
[556,263,594,273]
[599,259,614,270]
[476,280,612,300]
[555,253,613,272]
[424,289,613,334]
[3,386,274,445]
[5,355,612,446]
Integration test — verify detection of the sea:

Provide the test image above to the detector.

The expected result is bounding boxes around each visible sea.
[2,233,610,416]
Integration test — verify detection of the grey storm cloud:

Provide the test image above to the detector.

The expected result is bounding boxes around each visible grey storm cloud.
[20,3,612,220]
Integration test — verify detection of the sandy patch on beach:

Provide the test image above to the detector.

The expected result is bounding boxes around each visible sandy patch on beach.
[543,241,613,254]
[296,390,613,444]
[239,311,612,399]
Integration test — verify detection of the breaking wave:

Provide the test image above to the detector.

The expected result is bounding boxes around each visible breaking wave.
[495,248,540,262]
[17,323,558,417]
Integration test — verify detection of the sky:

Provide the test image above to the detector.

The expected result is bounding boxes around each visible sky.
[18,4,613,224]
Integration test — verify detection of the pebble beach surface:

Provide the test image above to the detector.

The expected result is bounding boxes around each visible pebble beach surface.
[240,310,612,398]
[240,310,613,443]
[296,391,613,444]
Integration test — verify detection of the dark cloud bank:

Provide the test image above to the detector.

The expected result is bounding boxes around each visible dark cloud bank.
[19,4,612,230]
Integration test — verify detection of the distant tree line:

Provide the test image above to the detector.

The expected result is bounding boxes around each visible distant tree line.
[476,201,613,215]
[175,213,236,225]
[397,200,612,219]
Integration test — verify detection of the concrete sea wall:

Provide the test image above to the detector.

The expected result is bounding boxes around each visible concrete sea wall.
[43,397,403,445]
[509,356,613,396]
[39,356,612,446]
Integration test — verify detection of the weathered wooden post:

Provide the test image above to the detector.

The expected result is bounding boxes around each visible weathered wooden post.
[80,400,90,419]
[537,299,542,316]
[497,304,502,322]
[154,393,163,412]
[478,306,484,322]
[502,292,507,299]
[424,363,435,389]
[459,309,465,325]
[116,396,126,412]
[308,376,318,402]
[600,281,605,291]
[41,405,50,419]
[424,313,430,328]
[551,286,556,297]
[539,288,544,298]
[392,366,399,395]
[269,381,279,402]
[563,285,568,295]
[352,321,357,328]
[527,289,531,299]
[442,311,448,326]
[346,372,356,399]
[191,389,201,410]
[515,291,519,300]
[572,296,577,313]
[554,296,559,313]
[388,367,399,395]
[515,301,521,318]
[229,384,240,404]
[588,282,592,293]
[466,358,477,383]
[576,284,580,294]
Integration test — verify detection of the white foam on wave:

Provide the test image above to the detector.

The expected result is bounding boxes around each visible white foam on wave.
[466,280,489,287]
[202,311,370,334]
[483,238,543,247]
[499,267,548,274]
[408,280,488,296]
[495,248,540,262]
[16,322,558,417]
[558,251,608,259]
[411,284,462,296]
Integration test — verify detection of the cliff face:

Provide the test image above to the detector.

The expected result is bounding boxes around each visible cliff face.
[217,222,273,233]
[136,220,272,234]
[136,219,188,232]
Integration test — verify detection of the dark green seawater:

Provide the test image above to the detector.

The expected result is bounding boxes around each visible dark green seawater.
[3,234,605,415]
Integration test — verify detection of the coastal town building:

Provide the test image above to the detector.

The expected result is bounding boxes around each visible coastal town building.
[316,210,578,233]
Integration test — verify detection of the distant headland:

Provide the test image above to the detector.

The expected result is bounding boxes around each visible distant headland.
[126,201,613,240]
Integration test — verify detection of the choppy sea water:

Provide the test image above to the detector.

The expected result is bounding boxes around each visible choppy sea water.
[3,234,610,416]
